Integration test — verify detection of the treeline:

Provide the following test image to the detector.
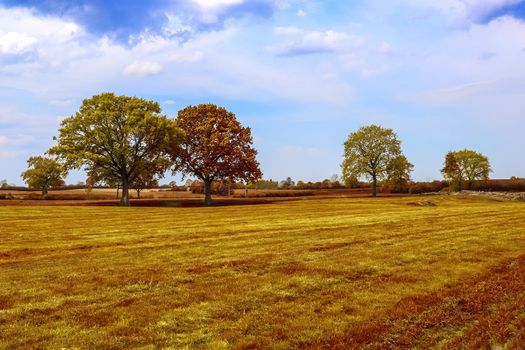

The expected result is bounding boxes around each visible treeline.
[9,93,519,205]
[18,93,261,206]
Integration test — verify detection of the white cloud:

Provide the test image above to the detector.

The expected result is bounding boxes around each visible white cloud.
[0,32,37,54]
[162,14,194,37]
[0,134,34,146]
[171,51,204,63]
[297,9,307,17]
[193,0,244,8]
[192,0,245,23]
[274,26,303,35]
[271,29,351,56]
[458,0,523,24]
[122,61,162,77]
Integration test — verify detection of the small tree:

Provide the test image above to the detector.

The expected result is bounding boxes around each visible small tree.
[386,155,414,193]
[342,125,409,197]
[279,177,295,189]
[441,149,491,191]
[21,156,67,197]
[170,104,262,205]
[251,179,278,189]
[49,93,182,206]
[86,165,121,198]
[130,163,163,199]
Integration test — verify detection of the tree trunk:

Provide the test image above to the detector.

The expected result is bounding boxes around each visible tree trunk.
[459,179,464,192]
[204,179,212,206]
[120,179,130,206]
[116,184,120,199]
[371,176,377,197]
[42,187,48,198]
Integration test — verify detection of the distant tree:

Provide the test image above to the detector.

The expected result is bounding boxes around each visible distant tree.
[344,175,361,188]
[279,177,295,188]
[21,156,67,197]
[441,149,491,191]
[252,179,278,190]
[169,104,262,206]
[130,163,164,198]
[86,165,122,198]
[386,155,414,193]
[49,93,182,206]
[342,125,409,197]
[330,174,339,183]
[0,179,7,189]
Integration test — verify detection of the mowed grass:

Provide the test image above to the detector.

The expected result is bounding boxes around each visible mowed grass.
[1,196,525,349]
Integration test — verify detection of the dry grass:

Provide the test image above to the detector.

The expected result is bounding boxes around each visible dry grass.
[0,196,524,349]
[0,188,199,200]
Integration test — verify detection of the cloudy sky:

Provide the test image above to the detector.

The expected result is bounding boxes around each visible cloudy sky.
[1,0,524,185]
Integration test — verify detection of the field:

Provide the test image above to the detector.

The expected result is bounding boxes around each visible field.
[1,196,525,349]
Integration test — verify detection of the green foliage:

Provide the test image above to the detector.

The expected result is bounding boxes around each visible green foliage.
[248,179,279,190]
[49,93,182,206]
[386,155,414,193]
[441,149,491,191]
[20,156,67,196]
[342,125,410,196]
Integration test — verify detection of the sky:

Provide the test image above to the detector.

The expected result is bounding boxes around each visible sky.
[1,0,525,185]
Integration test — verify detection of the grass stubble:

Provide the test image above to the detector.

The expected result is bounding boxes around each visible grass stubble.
[0,196,524,349]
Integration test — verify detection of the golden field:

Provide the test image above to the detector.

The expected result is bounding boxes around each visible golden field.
[0,196,524,349]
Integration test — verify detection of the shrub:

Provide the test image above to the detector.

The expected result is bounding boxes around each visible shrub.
[409,181,448,194]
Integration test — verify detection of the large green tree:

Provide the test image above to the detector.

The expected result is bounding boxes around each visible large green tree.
[49,93,182,206]
[441,149,491,190]
[342,125,410,197]
[21,156,67,197]
[170,104,262,206]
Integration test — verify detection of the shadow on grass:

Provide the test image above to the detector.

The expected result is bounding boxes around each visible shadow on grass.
[90,198,281,207]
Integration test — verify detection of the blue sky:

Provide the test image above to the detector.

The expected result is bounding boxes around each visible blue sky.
[1,0,525,185]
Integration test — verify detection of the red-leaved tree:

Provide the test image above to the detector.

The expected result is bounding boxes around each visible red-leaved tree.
[170,104,262,205]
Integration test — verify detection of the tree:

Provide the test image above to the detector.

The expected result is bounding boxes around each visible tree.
[21,156,67,197]
[386,155,414,193]
[130,163,163,198]
[342,125,409,197]
[441,152,461,191]
[86,165,122,198]
[249,179,278,190]
[170,104,262,205]
[279,177,295,188]
[49,93,182,206]
[441,149,491,191]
